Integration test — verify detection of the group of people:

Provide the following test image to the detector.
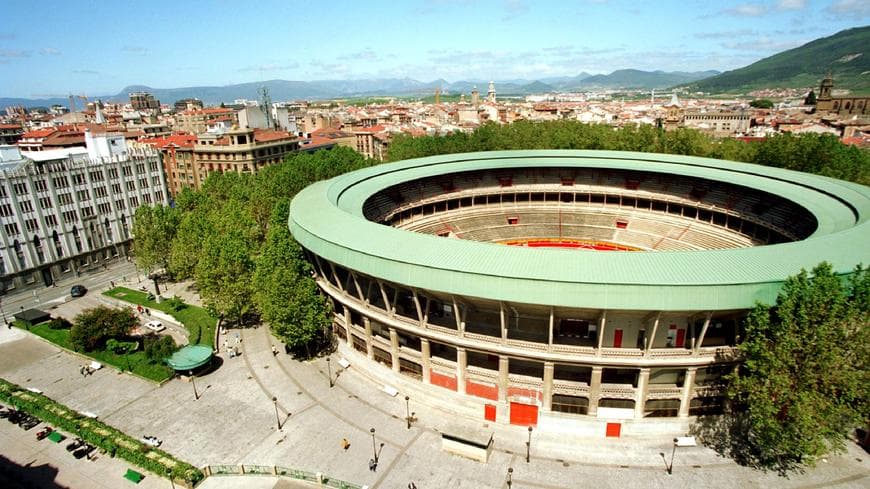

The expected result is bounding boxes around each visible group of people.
[222,329,241,358]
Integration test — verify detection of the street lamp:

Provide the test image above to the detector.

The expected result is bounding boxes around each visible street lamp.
[326,357,333,388]
[506,467,513,488]
[667,437,678,475]
[189,371,198,400]
[404,395,411,429]
[272,396,282,431]
[166,469,175,489]
[526,426,533,463]
[370,428,378,464]
[0,296,7,325]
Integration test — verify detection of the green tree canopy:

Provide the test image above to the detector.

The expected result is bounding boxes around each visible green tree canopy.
[726,263,869,473]
[132,204,180,274]
[749,99,775,109]
[70,306,138,352]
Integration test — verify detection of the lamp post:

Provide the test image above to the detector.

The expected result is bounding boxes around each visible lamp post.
[667,437,678,475]
[404,395,411,429]
[0,296,7,325]
[189,371,198,400]
[273,396,282,431]
[525,426,533,463]
[166,469,175,489]
[370,428,378,464]
[326,357,333,388]
[506,467,513,488]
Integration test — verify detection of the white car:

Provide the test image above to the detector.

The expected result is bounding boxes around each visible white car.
[144,320,165,332]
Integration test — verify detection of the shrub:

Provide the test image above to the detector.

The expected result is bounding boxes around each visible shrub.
[144,335,177,362]
[165,296,186,312]
[106,339,138,354]
[69,306,138,352]
[47,318,72,330]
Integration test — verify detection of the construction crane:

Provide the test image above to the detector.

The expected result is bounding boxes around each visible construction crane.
[435,87,441,105]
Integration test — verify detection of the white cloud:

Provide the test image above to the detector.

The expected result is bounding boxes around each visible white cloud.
[776,0,806,10]
[39,47,61,56]
[825,0,870,18]
[0,49,30,58]
[721,4,768,16]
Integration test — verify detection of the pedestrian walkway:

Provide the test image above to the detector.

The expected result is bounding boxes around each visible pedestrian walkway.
[0,315,866,489]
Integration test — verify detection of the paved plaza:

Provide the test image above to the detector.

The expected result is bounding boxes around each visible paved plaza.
[0,275,867,488]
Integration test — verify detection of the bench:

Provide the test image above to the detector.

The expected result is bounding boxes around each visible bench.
[123,468,143,484]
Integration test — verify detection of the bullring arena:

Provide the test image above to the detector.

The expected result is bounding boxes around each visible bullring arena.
[289,150,870,436]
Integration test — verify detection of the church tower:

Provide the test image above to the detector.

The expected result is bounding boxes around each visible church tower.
[816,74,834,112]
[487,81,496,103]
[471,86,479,108]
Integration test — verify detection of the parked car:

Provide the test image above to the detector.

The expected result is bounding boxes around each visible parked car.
[20,416,40,430]
[73,443,95,459]
[140,435,162,447]
[66,438,84,452]
[145,320,165,332]
[70,285,87,297]
[36,427,53,440]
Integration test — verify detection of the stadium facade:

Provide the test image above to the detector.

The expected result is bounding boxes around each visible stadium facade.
[289,150,870,434]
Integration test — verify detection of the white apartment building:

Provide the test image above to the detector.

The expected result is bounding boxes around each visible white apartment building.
[0,131,168,292]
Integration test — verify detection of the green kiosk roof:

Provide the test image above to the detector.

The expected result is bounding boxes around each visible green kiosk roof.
[165,345,213,371]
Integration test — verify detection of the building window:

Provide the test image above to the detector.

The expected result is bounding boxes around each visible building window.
[24,219,39,233]
[0,203,12,217]
[4,223,20,235]
[45,214,58,226]
[552,395,589,415]
[34,179,48,192]
[39,197,52,209]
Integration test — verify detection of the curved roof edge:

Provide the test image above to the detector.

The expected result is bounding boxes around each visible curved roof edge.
[290,150,870,311]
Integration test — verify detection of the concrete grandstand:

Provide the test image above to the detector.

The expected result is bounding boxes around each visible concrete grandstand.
[289,150,870,436]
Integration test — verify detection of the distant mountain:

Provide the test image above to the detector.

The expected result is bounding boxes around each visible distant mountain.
[578,69,720,90]
[682,26,870,94]
[0,70,717,109]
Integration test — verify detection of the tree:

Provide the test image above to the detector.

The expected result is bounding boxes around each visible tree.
[132,204,180,275]
[726,263,870,473]
[253,215,331,355]
[144,335,177,362]
[69,306,138,352]
[749,99,775,109]
[804,90,817,106]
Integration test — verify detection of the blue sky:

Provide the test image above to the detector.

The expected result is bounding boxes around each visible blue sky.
[1,0,868,98]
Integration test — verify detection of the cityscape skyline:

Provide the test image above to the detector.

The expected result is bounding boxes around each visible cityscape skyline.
[0,0,869,99]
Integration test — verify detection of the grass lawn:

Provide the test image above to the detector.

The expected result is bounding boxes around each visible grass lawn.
[103,287,218,347]
[18,321,174,382]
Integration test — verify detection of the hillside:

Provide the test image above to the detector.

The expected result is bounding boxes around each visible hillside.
[580,69,719,89]
[682,26,870,94]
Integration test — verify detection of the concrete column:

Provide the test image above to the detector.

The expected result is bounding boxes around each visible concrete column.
[694,313,712,354]
[498,355,509,402]
[596,311,606,356]
[499,302,507,344]
[456,347,467,395]
[635,368,650,419]
[420,338,431,384]
[678,367,697,418]
[363,317,373,360]
[389,328,400,373]
[645,312,661,356]
[547,307,554,352]
[542,362,554,411]
[588,367,603,416]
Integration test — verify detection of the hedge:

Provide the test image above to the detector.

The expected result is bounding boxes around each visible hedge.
[0,378,203,485]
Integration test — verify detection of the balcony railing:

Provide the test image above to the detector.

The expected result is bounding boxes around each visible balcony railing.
[599,383,636,400]
[646,385,683,400]
[552,379,590,396]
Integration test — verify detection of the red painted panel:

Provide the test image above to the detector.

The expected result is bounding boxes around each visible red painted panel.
[484,404,497,422]
[466,380,498,400]
[613,329,623,348]
[606,422,621,438]
[430,369,457,391]
[675,329,686,348]
[509,402,538,426]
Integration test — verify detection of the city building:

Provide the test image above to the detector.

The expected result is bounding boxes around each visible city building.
[815,75,869,116]
[289,150,869,435]
[174,98,204,113]
[129,92,160,111]
[0,131,169,292]
[0,124,24,145]
[176,108,237,134]
[144,127,298,196]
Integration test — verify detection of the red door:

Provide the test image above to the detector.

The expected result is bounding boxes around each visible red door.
[606,422,621,438]
[509,402,538,426]
[484,404,497,422]
[613,329,623,348]
[675,329,686,348]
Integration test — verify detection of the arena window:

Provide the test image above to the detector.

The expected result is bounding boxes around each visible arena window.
[615,220,628,229]
[507,216,519,225]
[644,399,680,417]
[552,395,589,415]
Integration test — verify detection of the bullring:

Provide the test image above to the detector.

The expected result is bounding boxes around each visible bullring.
[289,150,870,433]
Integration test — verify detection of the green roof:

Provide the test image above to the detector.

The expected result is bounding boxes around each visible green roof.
[289,150,870,311]
[165,345,213,371]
